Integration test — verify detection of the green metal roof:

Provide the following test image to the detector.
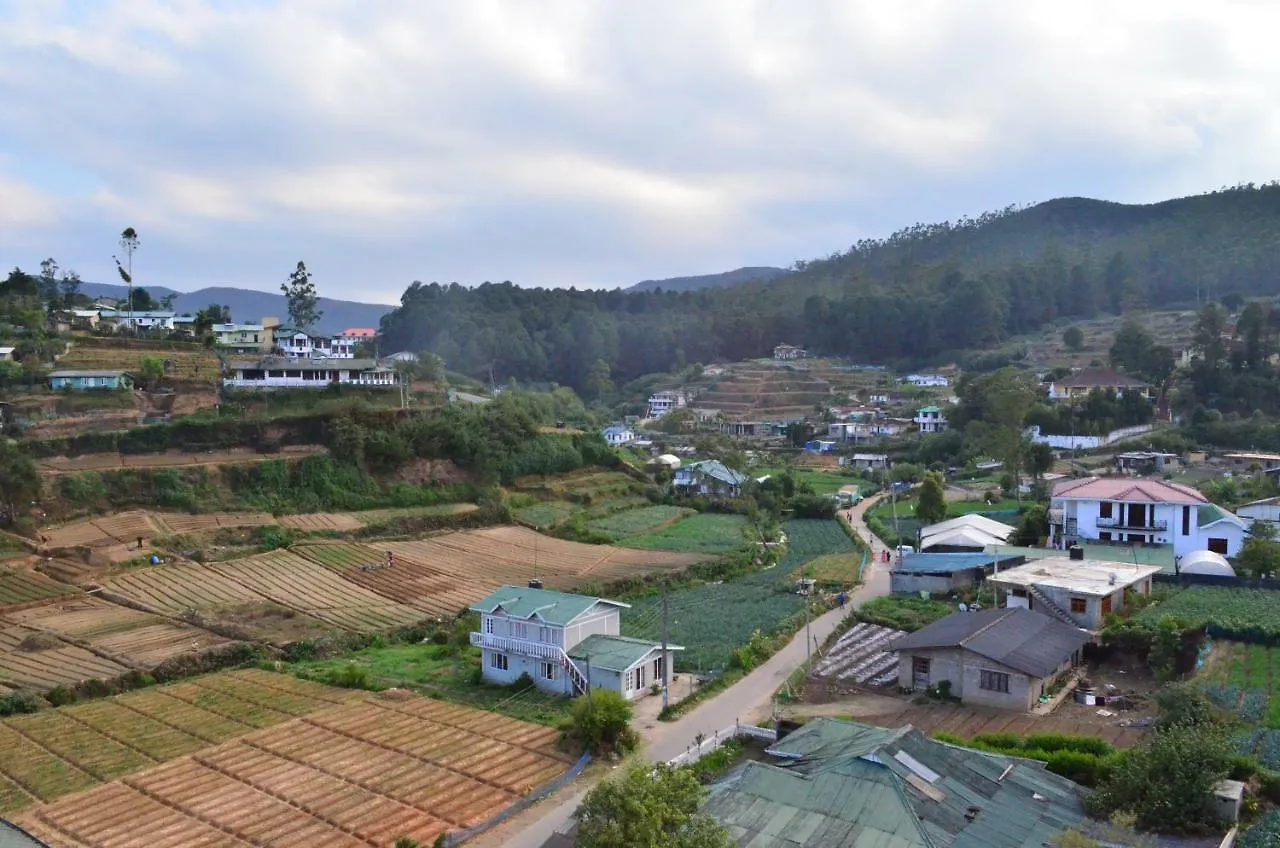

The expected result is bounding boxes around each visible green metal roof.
[702,759,930,847]
[1198,503,1244,529]
[567,634,676,671]
[748,719,1089,848]
[468,585,623,626]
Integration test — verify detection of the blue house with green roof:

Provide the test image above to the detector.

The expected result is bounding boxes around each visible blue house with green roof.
[672,459,749,498]
[469,584,682,700]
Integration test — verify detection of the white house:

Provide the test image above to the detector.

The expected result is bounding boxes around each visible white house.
[98,310,176,331]
[646,390,686,419]
[278,331,359,359]
[223,357,400,390]
[602,425,635,446]
[1240,496,1280,527]
[469,584,680,700]
[904,374,950,388]
[914,406,948,434]
[773,343,807,360]
[1048,477,1247,558]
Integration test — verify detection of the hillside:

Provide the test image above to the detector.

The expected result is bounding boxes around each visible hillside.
[625,265,786,293]
[379,184,1280,392]
[77,282,394,334]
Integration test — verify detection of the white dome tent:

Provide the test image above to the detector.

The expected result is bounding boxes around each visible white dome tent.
[1178,550,1235,577]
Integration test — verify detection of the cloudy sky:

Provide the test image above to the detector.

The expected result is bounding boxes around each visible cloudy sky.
[1,1,1276,303]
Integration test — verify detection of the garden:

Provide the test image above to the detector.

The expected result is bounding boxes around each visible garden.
[1134,586,1280,642]
[855,595,955,632]
[620,513,749,556]
[621,519,855,672]
[1198,640,1280,770]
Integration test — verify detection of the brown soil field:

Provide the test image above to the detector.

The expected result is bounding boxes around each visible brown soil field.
[35,445,326,475]
[0,624,130,696]
[2,597,234,669]
[12,681,573,846]
[38,509,359,552]
[0,565,83,613]
[57,341,223,385]
[206,551,424,632]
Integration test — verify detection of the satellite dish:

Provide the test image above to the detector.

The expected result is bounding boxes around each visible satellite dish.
[958,603,968,612]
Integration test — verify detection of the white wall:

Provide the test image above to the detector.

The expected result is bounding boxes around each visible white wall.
[563,607,620,650]
[480,648,577,696]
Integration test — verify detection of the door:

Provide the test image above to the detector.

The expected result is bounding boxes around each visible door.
[912,657,931,688]
[1208,537,1229,554]
[1101,596,1112,617]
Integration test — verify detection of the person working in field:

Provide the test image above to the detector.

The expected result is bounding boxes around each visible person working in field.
[386,550,395,569]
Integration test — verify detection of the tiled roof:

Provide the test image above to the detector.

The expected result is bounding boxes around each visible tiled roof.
[891,608,1090,678]
[468,585,625,626]
[1051,476,1206,505]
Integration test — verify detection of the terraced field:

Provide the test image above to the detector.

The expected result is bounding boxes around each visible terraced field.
[57,341,222,385]
[0,565,82,612]
[586,505,695,540]
[206,550,424,632]
[10,677,575,847]
[101,564,268,614]
[40,510,350,550]
[294,542,483,619]
[3,597,233,668]
[0,624,130,695]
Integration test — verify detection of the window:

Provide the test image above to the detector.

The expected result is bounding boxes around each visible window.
[1208,537,1230,555]
[1099,531,1112,542]
[653,657,664,682]
[1099,501,1113,519]
[489,652,508,671]
[912,658,931,674]
[1070,598,1087,614]
[484,617,494,635]
[979,670,1010,693]
[539,662,556,681]
[539,626,553,644]
[1182,505,1191,536]
[510,622,527,640]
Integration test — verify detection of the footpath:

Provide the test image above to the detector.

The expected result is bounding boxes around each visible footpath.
[473,493,892,848]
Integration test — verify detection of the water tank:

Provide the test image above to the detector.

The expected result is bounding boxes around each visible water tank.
[528,578,543,590]
[1069,546,1085,561]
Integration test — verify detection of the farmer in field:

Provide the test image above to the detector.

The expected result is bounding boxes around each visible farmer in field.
[386,550,395,569]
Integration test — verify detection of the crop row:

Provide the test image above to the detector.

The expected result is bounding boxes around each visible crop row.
[587,505,693,539]
[1136,586,1280,641]
[620,513,748,555]
[0,569,81,610]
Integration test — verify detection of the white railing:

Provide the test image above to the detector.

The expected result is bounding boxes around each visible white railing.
[666,721,779,767]
[223,377,397,390]
[469,633,589,694]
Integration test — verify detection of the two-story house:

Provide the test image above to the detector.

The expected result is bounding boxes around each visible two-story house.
[213,319,278,355]
[99,310,176,331]
[224,357,399,389]
[1046,368,1151,402]
[602,425,635,446]
[914,406,948,434]
[987,556,1162,637]
[1048,476,1246,558]
[773,343,807,360]
[672,460,749,498]
[646,390,686,419]
[469,584,680,700]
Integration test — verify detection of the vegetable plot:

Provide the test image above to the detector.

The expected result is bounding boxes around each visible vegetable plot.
[1135,586,1280,641]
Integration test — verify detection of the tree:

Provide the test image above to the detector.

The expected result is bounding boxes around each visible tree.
[0,440,40,526]
[1010,503,1048,546]
[583,358,614,402]
[1027,440,1056,479]
[1234,521,1280,578]
[59,269,82,309]
[978,368,1039,501]
[577,763,733,848]
[281,261,323,332]
[130,287,157,311]
[139,356,165,388]
[115,227,139,328]
[915,472,947,525]
[568,689,637,755]
[1063,326,1084,351]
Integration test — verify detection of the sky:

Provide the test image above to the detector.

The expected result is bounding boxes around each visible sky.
[1,0,1278,304]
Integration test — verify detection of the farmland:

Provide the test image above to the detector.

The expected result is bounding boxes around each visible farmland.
[514,501,576,528]
[812,622,907,688]
[56,339,223,385]
[0,624,130,695]
[0,565,82,612]
[623,519,855,672]
[621,513,749,555]
[586,505,694,540]
[3,596,233,668]
[1198,640,1280,769]
[11,677,575,847]
[803,553,864,589]
[38,508,368,552]
[1135,586,1280,640]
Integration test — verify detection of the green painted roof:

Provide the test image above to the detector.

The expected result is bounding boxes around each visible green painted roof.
[567,634,675,671]
[1198,503,1244,529]
[919,405,941,413]
[703,759,929,847]
[751,719,1088,848]
[468,585,622,626]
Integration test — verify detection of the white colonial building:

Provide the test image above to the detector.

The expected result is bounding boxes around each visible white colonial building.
[223,357,399,390]
[469,584,680,700]
[602,425,636,446]
[1048,477,1247,559]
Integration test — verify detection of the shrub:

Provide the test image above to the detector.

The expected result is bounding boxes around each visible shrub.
[569,689,638,755]
[322,663,376,690]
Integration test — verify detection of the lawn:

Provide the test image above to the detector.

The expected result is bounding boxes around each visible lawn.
[621,513,748,555]
[754,467,868,497]
[622,519,855,672]
[587,505,694,540]
[513,501,576,528]
[856,596,955,632]
[802,553,864,589]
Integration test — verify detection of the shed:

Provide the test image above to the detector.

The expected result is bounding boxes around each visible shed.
[890,552,1025,595]
[1177,549,1235,577]
[0,347,14,362]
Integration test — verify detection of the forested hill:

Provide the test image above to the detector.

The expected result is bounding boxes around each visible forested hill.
[378,183,1280,394]
[625,266,786,293]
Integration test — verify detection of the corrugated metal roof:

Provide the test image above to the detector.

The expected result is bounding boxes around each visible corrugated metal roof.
[889,609,1089,678]
[49,370,129,378]
[567,634,677,672]
[894,553,1013,575]
[921,515,1015,541]
[468,585,626,626]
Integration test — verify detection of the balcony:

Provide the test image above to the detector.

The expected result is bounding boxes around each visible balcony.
[469,632,562,660]
[1095,517,1168,532]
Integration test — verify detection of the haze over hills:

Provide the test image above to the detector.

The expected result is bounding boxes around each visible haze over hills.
[624,266,787,293]
[77,282,396,335]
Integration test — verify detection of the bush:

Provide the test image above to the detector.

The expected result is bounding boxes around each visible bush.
[568,689,638,755]
[321,663,376,690]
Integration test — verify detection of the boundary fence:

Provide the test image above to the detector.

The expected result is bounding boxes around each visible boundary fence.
[665,720,778,768]
[445,751,591,846]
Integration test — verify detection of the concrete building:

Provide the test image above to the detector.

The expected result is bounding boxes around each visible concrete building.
[672,460,749,498]
[773,343,807,360]
[213,319,278,355]
[986,556,1163,633]
[49,370,133,391]
[892,608,1090,710]
[469,584,678,700]
[1046,368,1151,402]
[645,390,686,419]
[913,406,948,434]
[1048,476,1247,558]
[224,357,399,390]
[602,425,635,446]
[889,552,1024,596]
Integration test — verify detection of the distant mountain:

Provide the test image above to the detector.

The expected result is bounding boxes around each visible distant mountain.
[76,283,393,335]
[625,266,787,293]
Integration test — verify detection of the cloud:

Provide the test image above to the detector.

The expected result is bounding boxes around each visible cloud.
[0,0,1278,298]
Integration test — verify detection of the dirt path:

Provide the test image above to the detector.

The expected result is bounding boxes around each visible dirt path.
[475,495,892,848]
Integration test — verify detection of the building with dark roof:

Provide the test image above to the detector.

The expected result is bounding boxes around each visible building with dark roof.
[1047,367,1151,401]
[891,608,1090,710]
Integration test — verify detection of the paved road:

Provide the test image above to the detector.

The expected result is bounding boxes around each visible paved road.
[474,494,892,848]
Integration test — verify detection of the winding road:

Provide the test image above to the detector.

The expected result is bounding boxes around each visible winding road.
[471,493,893,848]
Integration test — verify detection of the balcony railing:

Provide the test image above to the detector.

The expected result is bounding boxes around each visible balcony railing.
[1095,518,1168,531]
[470,632,563,660]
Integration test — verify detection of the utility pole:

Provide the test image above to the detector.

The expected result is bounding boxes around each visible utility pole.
[804,586,812,665]
[661,583,670,710]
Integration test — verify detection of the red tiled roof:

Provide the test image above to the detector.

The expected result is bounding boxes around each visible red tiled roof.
[1051,476,1206,504]
[341,328,377,338]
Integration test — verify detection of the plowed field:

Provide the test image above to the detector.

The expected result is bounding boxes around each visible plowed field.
[0,624,129,696]
[0,566,82,612]
[2,597,232,668]
[39,510,347,550]
[206,550,424,632]
[11,682,574,847]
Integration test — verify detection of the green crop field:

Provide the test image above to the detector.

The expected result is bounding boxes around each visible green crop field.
[513,501,576,528]
[622,519,854,672]
[620,513,747,555]
[754,467,866,496]
[587,505,694,540]
[1198,641,1280,770]
[1135,586,1280,641]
